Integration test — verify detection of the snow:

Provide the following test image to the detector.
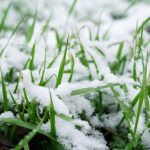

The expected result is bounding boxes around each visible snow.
[0,0,150,149]
[56,117,108,150]
[0,111,15,119]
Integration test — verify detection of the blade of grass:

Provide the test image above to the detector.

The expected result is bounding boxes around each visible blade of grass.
[29,43,36,70]
[95,15,102,41]
[0,118,57,142]
[71,83,120,96]
[39,49,47,86]
[14,110,48,150]
[9,91,24,120]
[68,53,74,82]
[30,70,35,83]
[0,18,27,57]
[26,10,37,43]
[23,88,30,105]
[88,51,99,75]
[49,89,56,139]
[56,36,69,88]
[48,53,60,68]
[117,42,124,60]
[51,28,63,52]
[1,69,9,111]
[136,17,150,35]
[68,0,77,17]
[23,58,30,70]
[130,53,148,149]
[39,15,51,40]
[0,4,11,33]
[76,26,92,80]
[110,86,134,121]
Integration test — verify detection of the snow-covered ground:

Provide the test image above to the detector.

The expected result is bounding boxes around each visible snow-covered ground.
[0,0,150,149]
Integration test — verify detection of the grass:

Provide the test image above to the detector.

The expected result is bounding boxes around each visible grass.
[0,3,11,33]
[49,89,56,139]
[1,69,9,111]
[0,1,150,150]
[0,18,26,57]
[29,43,36,70]
[55,36,69,88]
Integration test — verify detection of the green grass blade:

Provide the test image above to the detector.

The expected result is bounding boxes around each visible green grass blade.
[30,70,35,83]
[13,78,19,93]
[68,53,74,82]
[26,11,37,43]
[14,110,48,150]
[95,16,101,40]
[48,53,60,68]
[130,89,144,149]
[68,0,77,17]
[97,92,103,116]
[88,52,99,75]
[39,15,51,39]
[51,28,63,52]
[24,144,30,150]
[133,59,137,81]
[1,70,9,111]
[0,118,56,141]
[29,43,36,70]
[117,42,124,60]
[9,91,24,120]
[0,18,26,57]
[71,83,120,96]
[136,17,150,35]
[23,88,30,105]
[76,27,92,79]
[39,49,46,86]
[130,53,148,149]
[57,113,73,121]
[56,36,69,88]
[49,90,56,138]
[110,86,134,121]
[0,4,11,33]
[23,58,30,70]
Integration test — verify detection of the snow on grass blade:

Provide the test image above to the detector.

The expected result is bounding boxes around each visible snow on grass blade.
[71,83,120,96]
[110,86,134,121]
[76,27,92,79]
